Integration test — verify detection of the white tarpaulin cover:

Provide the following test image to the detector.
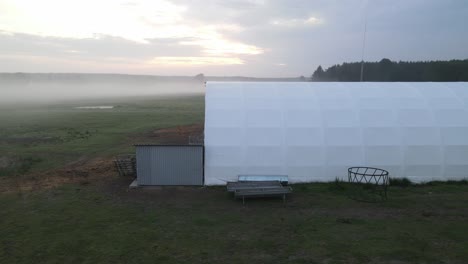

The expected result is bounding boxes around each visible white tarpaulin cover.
[204,82,468,185]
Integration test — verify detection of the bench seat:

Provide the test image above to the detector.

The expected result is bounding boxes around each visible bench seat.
[234,186,292,204]
[226,181,282,192]
[238,175,288,184]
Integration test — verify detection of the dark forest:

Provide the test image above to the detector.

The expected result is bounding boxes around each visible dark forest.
[311,59,468,81]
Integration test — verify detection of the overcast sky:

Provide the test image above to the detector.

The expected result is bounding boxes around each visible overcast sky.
[1,0,467,77]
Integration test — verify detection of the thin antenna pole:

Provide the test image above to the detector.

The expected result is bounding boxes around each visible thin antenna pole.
[360,1,369,82]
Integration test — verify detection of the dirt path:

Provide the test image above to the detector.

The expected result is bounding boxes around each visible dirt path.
[0,157,116,193]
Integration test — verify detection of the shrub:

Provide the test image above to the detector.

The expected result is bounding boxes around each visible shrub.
[389,177,412,187]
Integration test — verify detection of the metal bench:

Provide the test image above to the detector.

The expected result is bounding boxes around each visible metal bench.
[226,175,291,204]
[226,181,282,192]
[238,175,288,185]
[234,186,292,204]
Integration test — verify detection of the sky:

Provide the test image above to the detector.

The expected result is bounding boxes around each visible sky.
[0,0,467,77]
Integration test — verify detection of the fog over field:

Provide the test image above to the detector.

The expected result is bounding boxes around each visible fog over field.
[1,82,204,104]
[0,73,308,104]
[0,74,206,104]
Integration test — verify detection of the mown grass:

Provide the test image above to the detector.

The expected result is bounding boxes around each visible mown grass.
[1,182,467,263]
[0,95,204,176]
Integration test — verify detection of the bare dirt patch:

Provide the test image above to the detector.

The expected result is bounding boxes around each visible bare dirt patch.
[0,156,118,193]
[0,124,203,193]
[133,123,203,145]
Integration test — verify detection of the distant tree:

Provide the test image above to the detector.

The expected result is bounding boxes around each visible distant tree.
[378,58,393,81]
[379,58,392,66]
[310,59,468,82]
[194,73,205,82]
[299,75,306,81]
[311,65,325,81]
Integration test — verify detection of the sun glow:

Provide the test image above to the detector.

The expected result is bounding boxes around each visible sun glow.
[0,0,187,42]
[0,0,264,62]
[149,56,244,65]
[271,16,323,27]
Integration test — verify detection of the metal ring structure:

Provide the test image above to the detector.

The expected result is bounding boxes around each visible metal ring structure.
[347,167,389,202]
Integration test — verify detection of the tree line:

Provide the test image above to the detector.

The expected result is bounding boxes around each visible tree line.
[311,59,468,82]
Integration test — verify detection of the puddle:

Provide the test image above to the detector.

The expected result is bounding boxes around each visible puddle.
[75,106,114,109]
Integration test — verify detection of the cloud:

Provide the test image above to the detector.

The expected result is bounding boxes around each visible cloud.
[305,17,322,25]
[180,37,263,55]
[149,56,244,65]
[221,0,266,8]
[0,0,265,71]
[270,16,323,27]
[0,0,187,43]
[0,31,195,58]
[1,0,468,77]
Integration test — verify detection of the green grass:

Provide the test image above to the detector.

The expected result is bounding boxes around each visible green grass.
[1,183,467,263]
[389,177,413,187]
[0,95,204,176]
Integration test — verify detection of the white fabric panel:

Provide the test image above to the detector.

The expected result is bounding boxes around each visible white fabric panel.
[320,98,355,109]
[288,166,326,182]
[357,98,393,109]
[285,128,324,145]
[406,165,443,181]
[435,110,468,126]
[245,97,281,109]
[285,110,321,127]
[365,146,402,165]
[445,146,468,164]
[326,146,365,165]
[245,146,283,166]
[205,146,242,166]
[246,110,282,127]
[205,127,242,146]
[204,82,468,185]
[441,128,468,145]
[428,98,465,109]
[393,98,428,109]
[445,165,468,179]
[205,109,242,127]
[283,98,319,109]
[325,128,362,146]
[363,128,400,145]
[401,128,441,145]
[246,128,282,145]
[397,110,434,126]
[360,110,397,127]
[286,146,325,166]
[405,146,442,165]
[323,110,358,127]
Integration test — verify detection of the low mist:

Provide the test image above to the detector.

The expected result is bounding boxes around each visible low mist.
[0,73,205,105]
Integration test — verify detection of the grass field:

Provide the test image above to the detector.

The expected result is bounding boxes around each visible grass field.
[1,94,468,263]
[1,181,468,263]
[0,95,204,176]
